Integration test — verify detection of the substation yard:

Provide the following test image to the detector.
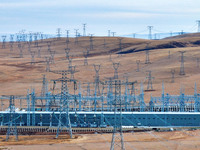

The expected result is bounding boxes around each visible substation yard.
[1,33,200,149]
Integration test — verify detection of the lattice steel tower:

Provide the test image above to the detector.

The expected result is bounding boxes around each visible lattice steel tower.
[83,24,86,36]
[148,26,153,39]
[113,62,120,79]
[146,70,154,90]
[74,29,79,45]
[6,95,18,141]
[52,70,77,139]
[179,51,186,75]
[94,64,101,96]
[110,80,125,150]
[83,50,89,66]
[2,35,6,49]
[57,28,61,40]
[30,51,35,65]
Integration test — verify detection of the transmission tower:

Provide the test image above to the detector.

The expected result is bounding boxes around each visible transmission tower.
[197,58,200,68]
[83,23,86,36]
[19,44,24,58]
[110,80,125,150]
[146,70,154,90]
[45,57,50,72]
[57,28,61,40]
[27,42,31,53]
[6,95,18,141]
[179,51,186,75]
[49,51,55,64]
[94,64,101,96]
[147,26,153,39]
[197,20,200,32]
[83,50,89,66]
[29,33,33,43]
[108,30,111,37]
[34,33,38,47]
[52,70,77,139]
[145,50,150,64]
[74,29,79,45]
[113,62,120,79]
[136,60,140,72]
[30,51,35,65]
[2,35,6,49]
[9,35,14,51]
[41,75,48,97]
[65,30,70,46]
[65,48,70,60]
[133,33,136,38]
[111,32,116,37]
[47,41,52,52]
[171,69,175,83]
[70,66,76,79]
[89,34,94,51]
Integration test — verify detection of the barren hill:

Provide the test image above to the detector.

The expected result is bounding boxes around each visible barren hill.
[0,35,200,104]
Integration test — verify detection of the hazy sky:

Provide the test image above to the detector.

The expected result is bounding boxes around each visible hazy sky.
[1,0,200,36]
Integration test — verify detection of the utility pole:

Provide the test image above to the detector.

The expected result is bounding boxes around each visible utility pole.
[179,51,186,75]
[146,70,154,91]
[83,23,86,36]
[147,26,153,40]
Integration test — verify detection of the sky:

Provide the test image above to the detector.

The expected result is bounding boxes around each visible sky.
[1,0,200,36]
